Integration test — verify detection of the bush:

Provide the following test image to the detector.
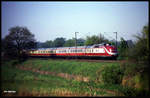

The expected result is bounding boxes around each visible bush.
[101,65,124,84]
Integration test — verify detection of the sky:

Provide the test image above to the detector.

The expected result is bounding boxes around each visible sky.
[2,1,149,42]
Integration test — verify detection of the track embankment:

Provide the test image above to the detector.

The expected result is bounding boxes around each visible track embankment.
[16,66,89,82]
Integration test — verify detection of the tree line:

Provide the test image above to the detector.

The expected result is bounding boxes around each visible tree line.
[36,33,111,48]
[1,24,149,62]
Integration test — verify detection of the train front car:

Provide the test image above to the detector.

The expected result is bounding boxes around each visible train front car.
[102,43,118,59]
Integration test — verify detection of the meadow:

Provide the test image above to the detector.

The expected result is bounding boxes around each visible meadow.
[1,58,148,96]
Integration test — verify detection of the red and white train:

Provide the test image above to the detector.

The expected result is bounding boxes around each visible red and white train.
[27,43,118,59]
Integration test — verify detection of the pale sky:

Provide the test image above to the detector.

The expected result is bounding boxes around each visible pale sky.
[2,1,149,42]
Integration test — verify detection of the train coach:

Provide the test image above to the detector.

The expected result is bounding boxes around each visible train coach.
[27,43,118,59]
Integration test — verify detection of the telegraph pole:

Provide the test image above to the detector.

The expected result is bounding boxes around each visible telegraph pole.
[114,32,117,48]
[75,32,78,58]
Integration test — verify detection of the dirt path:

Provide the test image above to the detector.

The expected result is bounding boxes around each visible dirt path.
[16,66,89,82]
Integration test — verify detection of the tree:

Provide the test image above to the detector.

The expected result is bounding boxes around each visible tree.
[53,37,66,47]
[3,26,37,59]
[85,35,100,45]
[64,38,75,47]
[64,38,85,47]
[85,34,109,46]
[40,40,54,48]
[128,24,149,62]
[117,37,128,59]
[119,37,128,50]
[77,38,85,46]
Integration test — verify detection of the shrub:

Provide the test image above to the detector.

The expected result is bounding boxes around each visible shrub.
[101,65,124,84]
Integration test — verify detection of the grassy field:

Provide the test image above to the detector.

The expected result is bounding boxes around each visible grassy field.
[1,58,147,96]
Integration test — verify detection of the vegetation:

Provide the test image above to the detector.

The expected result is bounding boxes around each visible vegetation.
[129,24,149,62]
[2,59,123,96]
[1,59,149,96]
[117,37,129,60]
[14,59,117,80]
[101,64,124,84]
[53,37,66,47]
[1,23,149,96]
[2,26,37,59]
[63,38,75,47]
[85,34,109,45]
[116,24,149,96]
[64,38,85,47]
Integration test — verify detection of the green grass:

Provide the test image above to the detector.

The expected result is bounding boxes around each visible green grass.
[19,58,119,81]
[1,59,123,96]
[1,58,148,96]
[1,63,115,96]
